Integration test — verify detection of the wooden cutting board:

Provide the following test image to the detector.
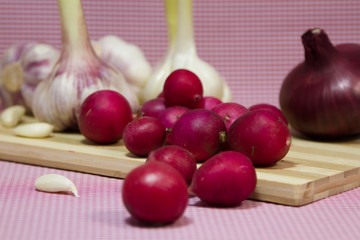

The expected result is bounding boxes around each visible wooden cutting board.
[0,117,359,206]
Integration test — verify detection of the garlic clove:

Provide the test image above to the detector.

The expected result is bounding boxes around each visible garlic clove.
[0,42,60,113]
[0,105,26,127]
[14,122,54,138]
[95,35,152,94]
[35,173,79,197]
[20,43,60,86]
[0,62,24,92]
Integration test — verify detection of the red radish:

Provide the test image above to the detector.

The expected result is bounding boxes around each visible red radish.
[190,151,257,207]
[211,102,248,131]
[78,90,133,144]
[123,116,166,157]
[171,109,226,162]
[249,103,288,125]
[159,106,189,144]
[139,98,166,119]
[146,145,197,185]
[122,161,188,225]
[196,96,222,110]
[163,69,203,108]
[227,110,292,166]
[158,106,189,129]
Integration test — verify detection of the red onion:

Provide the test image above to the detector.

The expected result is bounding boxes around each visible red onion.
[280,28,360,139]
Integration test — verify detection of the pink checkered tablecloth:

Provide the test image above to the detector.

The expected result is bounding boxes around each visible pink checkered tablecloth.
[1,0,360,239]
[1,160,360,240]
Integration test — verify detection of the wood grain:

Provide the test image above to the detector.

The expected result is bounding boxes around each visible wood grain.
[1,118,359,206]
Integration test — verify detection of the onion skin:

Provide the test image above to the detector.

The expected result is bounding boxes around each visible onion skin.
[279,28,360,139]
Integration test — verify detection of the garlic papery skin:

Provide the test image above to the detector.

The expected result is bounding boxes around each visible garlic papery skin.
[35,173,79,197]
[0,42,60,112]
[32,0,139,131]
[142,0,177,102]
[94,35,152,100]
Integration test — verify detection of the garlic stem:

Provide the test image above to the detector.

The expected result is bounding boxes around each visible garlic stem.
[165,0,178,48]
[141,0,178,102]
[58,0,93,56]
[174,0,196,57]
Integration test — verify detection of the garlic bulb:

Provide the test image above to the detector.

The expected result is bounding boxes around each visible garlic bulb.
[35,173,79,197]
[94,35,152,100]
[0,43,59,112]
[32,0,139,131]
[142,0,177,102]
[143,0,232,102]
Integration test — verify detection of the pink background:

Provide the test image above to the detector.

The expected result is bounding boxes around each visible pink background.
[1,0,360,107]
[1,1,360,239]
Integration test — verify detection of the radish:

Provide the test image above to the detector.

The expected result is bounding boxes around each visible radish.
[78,90,133,144]
[122,161,188,225]
[158,106,189,144]
[146,145,197,185]
[158,106,189,129]
[171,109,226,162]
[249,103,288,125]
[189,151,257,207]
[195,96,222,110]
[227,110,292,166]
[211,102,248,131]
[163,69,203,108]
[138,98,166,119]
[123,116,166,157]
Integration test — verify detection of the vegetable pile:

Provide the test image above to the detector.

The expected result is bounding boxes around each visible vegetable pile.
[118,68,291,225]
[4,0,359,228]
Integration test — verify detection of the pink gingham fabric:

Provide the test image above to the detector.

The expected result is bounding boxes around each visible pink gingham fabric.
[1,160,360,240]
[1,1,360,239]
[1,0,360,107]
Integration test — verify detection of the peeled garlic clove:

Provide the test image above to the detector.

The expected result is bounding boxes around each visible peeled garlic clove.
[0,63,24,92]
[14,122,53,138]
[0,105,26,127]
[35,173,79,197]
